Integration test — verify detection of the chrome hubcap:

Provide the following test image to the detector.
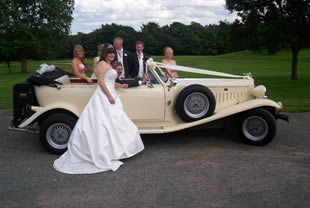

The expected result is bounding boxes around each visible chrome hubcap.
[46,123,72,149]
[184,92,209,119]
[242,116,268,141]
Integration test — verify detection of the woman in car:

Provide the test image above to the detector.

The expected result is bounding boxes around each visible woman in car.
[162,47,178,78]
[72,44,93,84]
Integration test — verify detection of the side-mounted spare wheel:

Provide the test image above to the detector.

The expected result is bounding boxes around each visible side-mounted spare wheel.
[40,113,77,154]
[239,108,277,146]
[175,85,216,122]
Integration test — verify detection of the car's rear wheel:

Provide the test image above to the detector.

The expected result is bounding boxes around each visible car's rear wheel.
[176,85,216,122]
[239,108,276,146]
[40,113,77,154]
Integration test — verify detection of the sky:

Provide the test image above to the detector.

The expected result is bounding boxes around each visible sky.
[70,0,237,34]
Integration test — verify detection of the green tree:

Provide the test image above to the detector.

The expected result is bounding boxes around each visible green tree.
[204,21,235,55]
[141,22,166,55]
[0,0,74,72]
[226,0,310,80]
[0,32,15,72]
[188,22,206,54]
[164,22,187,54]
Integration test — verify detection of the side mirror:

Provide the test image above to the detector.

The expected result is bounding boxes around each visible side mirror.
[167,78,177,91]
[170,78,177,87]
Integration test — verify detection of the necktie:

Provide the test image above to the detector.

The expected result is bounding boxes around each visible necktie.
[118,51,122,58]
[138,54,141,60]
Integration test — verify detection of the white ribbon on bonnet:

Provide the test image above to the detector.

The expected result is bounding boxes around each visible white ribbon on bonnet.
[146,59,244,78]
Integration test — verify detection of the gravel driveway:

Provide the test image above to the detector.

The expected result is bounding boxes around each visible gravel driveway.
[0,110,309,208]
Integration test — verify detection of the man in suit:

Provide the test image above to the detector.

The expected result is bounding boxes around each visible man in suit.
[113,37,131,78]
[113,61,148,88]
[129,41,150,79]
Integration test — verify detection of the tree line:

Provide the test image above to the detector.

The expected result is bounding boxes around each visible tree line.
[22,19,308,59]
[62,21,248,59]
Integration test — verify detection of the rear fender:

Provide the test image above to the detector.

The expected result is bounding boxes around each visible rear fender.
[18,104,81,128]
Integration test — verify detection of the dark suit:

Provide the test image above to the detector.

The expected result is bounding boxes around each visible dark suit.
[115,78,140,88]
[129,52,151,78]
[114,49,131,78]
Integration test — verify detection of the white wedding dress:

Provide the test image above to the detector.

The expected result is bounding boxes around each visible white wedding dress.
[53,69,144,174]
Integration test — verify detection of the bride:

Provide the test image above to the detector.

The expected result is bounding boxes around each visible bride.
[53,45,144,174]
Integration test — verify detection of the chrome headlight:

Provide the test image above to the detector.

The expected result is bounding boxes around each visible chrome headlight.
[251,85,267,99]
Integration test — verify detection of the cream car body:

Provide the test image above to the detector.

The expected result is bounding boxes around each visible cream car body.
[10,61,287,153]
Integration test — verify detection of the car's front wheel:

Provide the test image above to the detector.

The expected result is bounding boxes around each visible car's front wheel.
[239,108,277,146]
[40,113,77,154]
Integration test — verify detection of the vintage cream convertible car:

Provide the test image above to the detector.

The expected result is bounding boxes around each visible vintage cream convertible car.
[9,60,288,154]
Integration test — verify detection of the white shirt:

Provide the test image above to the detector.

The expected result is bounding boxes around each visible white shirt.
[137,52,144,78]
[116,48,125,78]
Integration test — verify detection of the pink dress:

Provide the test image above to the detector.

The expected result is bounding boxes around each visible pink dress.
[170,70,178,77]
[162,60,178,78]
[78,63,87,74]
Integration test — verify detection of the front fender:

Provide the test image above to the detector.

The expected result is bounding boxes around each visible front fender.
[163,99,282,133]
[18,103,81,128]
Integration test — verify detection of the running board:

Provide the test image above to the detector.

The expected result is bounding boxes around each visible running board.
[138,127,164,134]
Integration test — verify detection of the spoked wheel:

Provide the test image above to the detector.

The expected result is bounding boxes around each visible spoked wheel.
[184,92,210,119]
[239,108,277,146]
[176,85,216,122]
[40,113,77,154]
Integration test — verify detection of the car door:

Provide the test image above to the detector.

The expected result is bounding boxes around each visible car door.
[117,78,165,121]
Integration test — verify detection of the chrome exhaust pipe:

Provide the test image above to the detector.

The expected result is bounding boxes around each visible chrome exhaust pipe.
[277,113,289,122]
[8,126,39,135]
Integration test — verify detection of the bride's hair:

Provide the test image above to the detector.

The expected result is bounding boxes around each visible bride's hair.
[100,43,115,62]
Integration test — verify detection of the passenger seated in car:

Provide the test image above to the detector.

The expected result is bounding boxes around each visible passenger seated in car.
[72,44,93,84]
[112,61,148,88]
[162,47,178,78]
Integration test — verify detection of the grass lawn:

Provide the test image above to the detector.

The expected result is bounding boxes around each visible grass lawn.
[1,49,309,112]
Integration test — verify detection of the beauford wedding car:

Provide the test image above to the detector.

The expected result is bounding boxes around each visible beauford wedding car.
[9,59,288,154]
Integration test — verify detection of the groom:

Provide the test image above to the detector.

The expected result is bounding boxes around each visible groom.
[129,41,151,79]
[113,37,131,78]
